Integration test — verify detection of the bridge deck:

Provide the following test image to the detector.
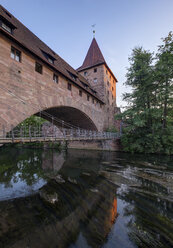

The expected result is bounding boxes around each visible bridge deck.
[0,136,117,144]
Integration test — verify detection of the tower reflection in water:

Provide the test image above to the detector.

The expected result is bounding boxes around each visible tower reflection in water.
[0,148,118,248]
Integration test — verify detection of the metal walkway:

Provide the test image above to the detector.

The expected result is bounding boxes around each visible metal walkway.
[0,125,120,144]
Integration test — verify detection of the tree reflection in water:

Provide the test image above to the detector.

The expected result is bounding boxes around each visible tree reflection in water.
[0,148,118,248]
[0,147,172,248]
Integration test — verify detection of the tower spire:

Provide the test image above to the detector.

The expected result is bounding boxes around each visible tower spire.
[91,24,96,38]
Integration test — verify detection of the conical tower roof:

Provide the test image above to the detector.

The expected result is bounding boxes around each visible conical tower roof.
[77,38,106,71]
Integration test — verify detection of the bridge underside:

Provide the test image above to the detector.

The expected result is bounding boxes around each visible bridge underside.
[35,106,98,131]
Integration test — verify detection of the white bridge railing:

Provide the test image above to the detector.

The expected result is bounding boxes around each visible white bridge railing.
[0,125,120,143]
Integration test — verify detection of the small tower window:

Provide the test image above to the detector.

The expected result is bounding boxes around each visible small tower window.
[11,47,21,62]
[35,62,43,74]
[94,78,97,83]
[94,68,97,73]
[84,71,87,76]
[68,83,72,91]
[53,74,58,83]
[79,90,82,96]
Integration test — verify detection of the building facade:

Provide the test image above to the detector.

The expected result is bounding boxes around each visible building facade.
[0,5,119,132]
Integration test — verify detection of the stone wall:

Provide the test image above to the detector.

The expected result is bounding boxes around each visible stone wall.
[0,34,106,132]
[67,139,122,151]
[79,64,119,129]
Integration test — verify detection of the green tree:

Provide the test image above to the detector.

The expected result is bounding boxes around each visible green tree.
[117,33,173,154]
[155,31,173,129]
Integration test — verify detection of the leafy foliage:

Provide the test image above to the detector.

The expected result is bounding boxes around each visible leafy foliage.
[118,32,173,154]
[18,115,46,128]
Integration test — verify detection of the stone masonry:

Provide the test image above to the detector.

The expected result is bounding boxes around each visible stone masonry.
[0,5,119,133]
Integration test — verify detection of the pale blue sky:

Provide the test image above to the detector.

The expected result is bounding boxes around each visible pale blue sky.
[1,0,173,108]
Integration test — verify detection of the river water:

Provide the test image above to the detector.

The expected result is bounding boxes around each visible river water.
[0,147,173,248]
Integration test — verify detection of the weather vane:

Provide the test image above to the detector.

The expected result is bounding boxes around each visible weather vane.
[91,24,96,38]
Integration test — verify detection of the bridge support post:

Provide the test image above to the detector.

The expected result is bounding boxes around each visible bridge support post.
[11,125,14,143]
[29,126,31,142]
[3,125,5,138]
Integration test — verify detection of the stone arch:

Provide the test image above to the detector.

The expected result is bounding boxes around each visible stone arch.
[0,92,101,133]
[36,106,98,131]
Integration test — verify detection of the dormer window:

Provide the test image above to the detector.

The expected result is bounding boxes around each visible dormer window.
[41,50,55,64]
[48,57,54,64]
[81,81,88,88]
[68,71,77,81]
[2,22,12,33]
[0,16,16,34]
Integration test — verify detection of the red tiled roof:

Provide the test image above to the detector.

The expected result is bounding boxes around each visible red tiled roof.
[0,5,104,103]
[77,38,118,83]
[77,38,105,71]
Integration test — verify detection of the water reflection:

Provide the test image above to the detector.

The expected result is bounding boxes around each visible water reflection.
[0,148,118,248]
[0,147,172,248]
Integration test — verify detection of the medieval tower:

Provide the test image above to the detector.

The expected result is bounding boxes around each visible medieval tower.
[77,38,119,129]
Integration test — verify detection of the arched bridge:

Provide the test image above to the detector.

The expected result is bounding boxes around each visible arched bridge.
[0,35,105,133]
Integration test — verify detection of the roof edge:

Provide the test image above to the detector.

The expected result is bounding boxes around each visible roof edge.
[0,28,105,103]
[77,61,118,83]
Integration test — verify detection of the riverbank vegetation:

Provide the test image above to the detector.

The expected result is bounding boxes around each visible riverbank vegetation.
[117,32,173,154]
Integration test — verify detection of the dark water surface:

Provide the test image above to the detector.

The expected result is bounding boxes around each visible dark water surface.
[0,147,173,248]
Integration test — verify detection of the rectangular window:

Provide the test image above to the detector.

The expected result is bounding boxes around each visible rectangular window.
[84,71,87,76]
[94,68,97,73]
[35,62,42,74]
[94,78,97,83]
[112,87,114,91]
[53,74,58,83]
[107,81,109,86]
[68,83,72,91]
[92,98,94,104]
[11,47,21,62]
[2,22,12,33]
[79,90,82,96]
[87,95,90,101]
